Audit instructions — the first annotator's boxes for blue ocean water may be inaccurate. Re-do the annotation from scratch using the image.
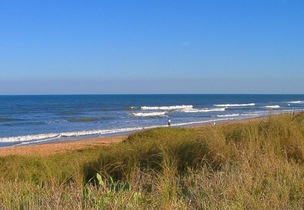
[1,94,304,147]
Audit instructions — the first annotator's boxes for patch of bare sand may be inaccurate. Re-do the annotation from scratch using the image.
[0,135,128,157]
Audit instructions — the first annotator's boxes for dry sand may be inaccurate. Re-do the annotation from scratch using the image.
[0,135,128,157]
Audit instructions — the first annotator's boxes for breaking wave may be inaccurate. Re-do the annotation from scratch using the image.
[172,118,234,127]
[241,113,261,117]
[264,105,280,109]
[0,127,145,145]
[288,101,304,104]
[181,108,225,113]
[0,133,61,143]
[217,114,240,118]
[141,105,193,111]
[130,112,166,117]
[214,103,255,107]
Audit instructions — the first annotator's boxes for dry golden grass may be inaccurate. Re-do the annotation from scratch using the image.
[0,112,304,209]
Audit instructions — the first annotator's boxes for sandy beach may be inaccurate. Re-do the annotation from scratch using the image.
[0,135,128,157]
[0,116,266,157]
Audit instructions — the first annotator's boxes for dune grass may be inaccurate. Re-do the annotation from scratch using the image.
[0,112,304,209]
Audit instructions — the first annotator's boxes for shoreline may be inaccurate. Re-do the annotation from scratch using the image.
[0,116,268,157]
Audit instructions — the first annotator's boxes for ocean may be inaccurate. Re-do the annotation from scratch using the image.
[1,94,304,147]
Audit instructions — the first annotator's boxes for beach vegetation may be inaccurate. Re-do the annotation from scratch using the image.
[0,112,304,209]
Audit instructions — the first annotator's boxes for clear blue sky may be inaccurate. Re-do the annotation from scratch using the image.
[1,0,303,94]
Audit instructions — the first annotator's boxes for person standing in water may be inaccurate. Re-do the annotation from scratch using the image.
[168,118,171,126]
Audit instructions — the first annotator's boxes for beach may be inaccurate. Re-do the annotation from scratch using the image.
[0,116,264,157]
[0,135,128,157]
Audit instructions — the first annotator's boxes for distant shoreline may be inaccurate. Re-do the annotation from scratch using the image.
[0,115,269,157]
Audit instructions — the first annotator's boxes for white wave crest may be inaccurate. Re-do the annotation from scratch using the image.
[59,127,143,137]
[288,101,304,104]
[241,113,260,117]
[181,108,225,113]
[172,118,232,127]
[130,112,166,117]
[0,133,61,143]
[141,105,193,110]
[0,127,144,144]
[214,103,255,107]
[217,114,240,118]
[264,105,280,109]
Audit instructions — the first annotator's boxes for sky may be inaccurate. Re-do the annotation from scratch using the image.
[0,0,304,94]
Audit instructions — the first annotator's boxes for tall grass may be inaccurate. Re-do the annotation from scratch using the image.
[0,112,304,209]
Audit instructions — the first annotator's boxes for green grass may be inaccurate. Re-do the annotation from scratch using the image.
[0,112,304,209]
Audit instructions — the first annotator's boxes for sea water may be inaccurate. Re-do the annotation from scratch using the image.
[1,94,304,147]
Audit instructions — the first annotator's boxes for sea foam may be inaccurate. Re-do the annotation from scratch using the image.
[141,105,193,110]
[130,112,166,117]
[264,105,280,109]
[288,101,304,104]
[181,107,225,113]
[214,103,255,107]
[217,114,240,118]
[0,127,145,144]
[0,133,61,143]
